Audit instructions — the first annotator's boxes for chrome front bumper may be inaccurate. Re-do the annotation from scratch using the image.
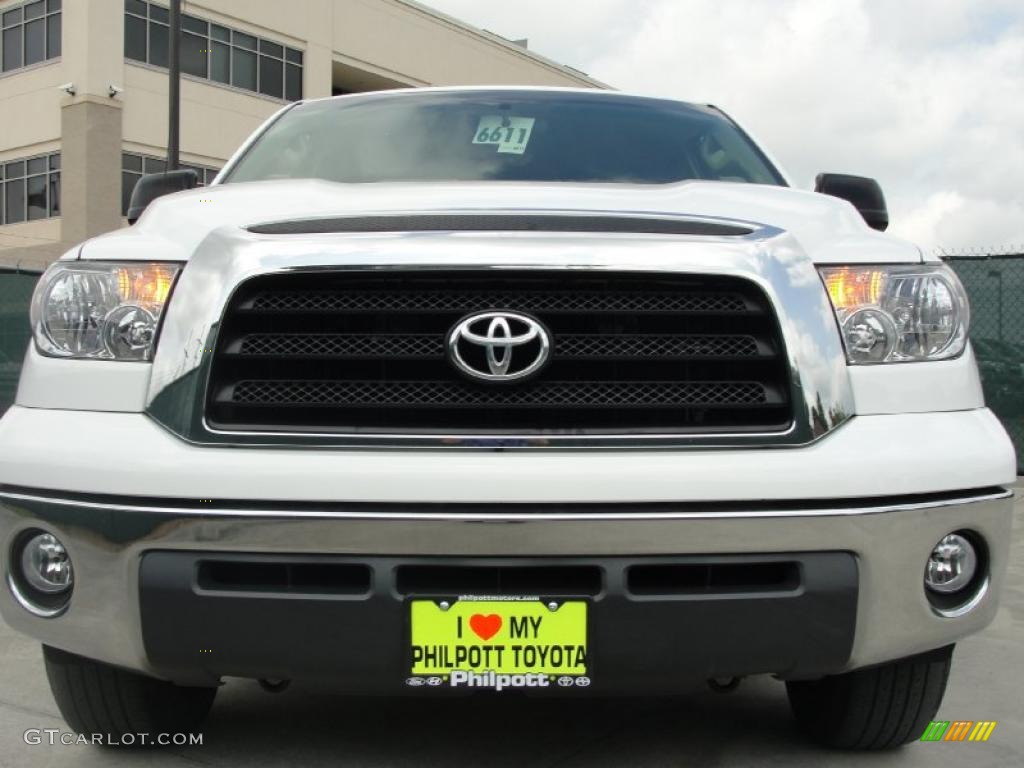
[0,486,1013,682]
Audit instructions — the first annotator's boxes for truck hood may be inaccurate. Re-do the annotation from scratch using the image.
[80,178,923,264]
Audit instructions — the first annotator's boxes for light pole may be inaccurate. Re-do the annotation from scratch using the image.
[987,268,1003,342]
[167,0,182,170]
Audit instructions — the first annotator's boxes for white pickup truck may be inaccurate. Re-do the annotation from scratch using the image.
[0,87,1014,750]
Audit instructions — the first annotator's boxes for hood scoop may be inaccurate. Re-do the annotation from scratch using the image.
[246,213,754,237]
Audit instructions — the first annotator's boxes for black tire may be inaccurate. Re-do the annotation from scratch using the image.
[786,645,953,750]
[43,645,216,746]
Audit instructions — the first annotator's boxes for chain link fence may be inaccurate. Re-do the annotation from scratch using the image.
[0,270,39,414]
[0,255,1022,472]
[943,250,1024,471]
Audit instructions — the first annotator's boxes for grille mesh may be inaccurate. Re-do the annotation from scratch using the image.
[231,380,770,408]
[247,290,749,314]
[207,271,791,435]
[234,333,761,359]
[238,334,443,358]
[556,334,761,358]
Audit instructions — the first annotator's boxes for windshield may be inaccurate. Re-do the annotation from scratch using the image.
[223,90,786,187]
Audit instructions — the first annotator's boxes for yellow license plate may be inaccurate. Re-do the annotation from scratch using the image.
[410,599,587,680]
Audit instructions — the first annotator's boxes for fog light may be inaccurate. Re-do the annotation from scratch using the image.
[925,534,977,594]
[20,533,73,594]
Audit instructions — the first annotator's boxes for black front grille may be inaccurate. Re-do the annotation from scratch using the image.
[230,380,770,408]
[247,287,749,314]
[206,271,792,434]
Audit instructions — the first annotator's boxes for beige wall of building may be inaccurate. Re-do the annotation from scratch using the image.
[0,0,603,268]
[0,62,63,157]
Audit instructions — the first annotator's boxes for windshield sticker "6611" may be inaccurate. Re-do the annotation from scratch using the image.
[472,115,536,155]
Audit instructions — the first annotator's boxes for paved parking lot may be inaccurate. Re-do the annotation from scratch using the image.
[1,489,1020,767]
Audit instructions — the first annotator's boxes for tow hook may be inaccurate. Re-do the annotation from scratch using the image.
[707,677,742,693]
[258,678,291,693]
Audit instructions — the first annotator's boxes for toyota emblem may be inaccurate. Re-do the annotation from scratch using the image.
[447,311,551,382]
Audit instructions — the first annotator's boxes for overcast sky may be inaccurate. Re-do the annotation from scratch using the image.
[426,0,1023,251]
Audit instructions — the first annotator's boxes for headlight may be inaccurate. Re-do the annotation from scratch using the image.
[30,261,181,361]
[819,264,970,364]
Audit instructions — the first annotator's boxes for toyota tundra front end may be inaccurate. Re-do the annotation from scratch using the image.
[0,88,1015,750]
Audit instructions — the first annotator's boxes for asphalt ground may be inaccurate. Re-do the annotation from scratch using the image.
[0,488,1020,767]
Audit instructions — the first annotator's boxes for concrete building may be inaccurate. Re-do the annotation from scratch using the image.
[0,0,602,269]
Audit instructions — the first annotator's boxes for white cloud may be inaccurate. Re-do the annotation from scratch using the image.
[900,191,1024,251]
[425,0,1024,251]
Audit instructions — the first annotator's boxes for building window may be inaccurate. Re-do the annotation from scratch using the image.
[121,152,220,216]
[1,0,61,73]
[0,153,60,225]
[124,1,303,101]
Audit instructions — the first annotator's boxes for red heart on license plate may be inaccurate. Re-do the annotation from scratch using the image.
[469,613,502,641]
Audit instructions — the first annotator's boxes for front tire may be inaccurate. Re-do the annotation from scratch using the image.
[786,645,953,750]
[43,645,217,745]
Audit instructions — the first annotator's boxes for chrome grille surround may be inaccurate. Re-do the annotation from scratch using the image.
[145,211,854,448]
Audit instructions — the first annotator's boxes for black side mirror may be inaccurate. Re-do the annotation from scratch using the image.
[127,169,199,224]
[814,173,889,232]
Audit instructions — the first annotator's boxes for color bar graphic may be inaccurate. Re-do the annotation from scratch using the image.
[920,720,997,742]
